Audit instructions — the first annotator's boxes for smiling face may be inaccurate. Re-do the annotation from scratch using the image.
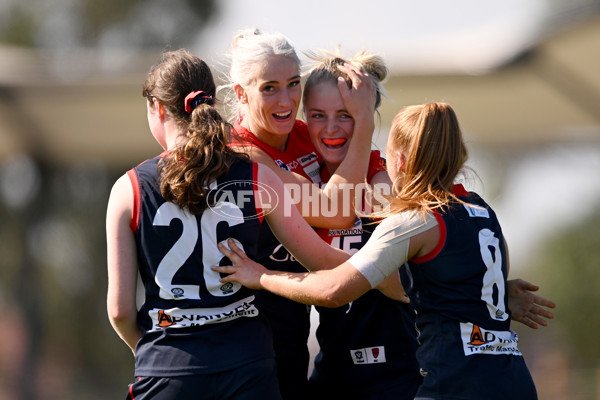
[236,55,301,149]
[305,81,355,172]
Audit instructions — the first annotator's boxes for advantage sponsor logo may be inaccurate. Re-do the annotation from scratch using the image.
[460,322,522,356]
[150,296,259,329]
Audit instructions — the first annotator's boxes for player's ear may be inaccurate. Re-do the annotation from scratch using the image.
[150,97,166,120]
[396,151,406,172]
[234,84,248,104]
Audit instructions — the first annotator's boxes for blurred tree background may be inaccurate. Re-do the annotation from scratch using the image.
[523,208,600,398]
[0,0,218,48]
[539,210,600,367]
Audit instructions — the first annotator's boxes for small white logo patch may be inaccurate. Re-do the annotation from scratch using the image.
[463,203,490,218]
[303,161,322,183]
[350,346,386,365]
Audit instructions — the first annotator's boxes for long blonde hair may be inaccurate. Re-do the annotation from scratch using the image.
[385,102,469,216]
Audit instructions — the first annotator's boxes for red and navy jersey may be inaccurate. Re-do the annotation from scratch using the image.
[231,117,323,272]
[403,184,511,329]
[319,149,386,184]
[315,149,386,250]
[400,184,537,399]
[231,117,322,184]
[310,152,421,399]
[311,219,421,398]
[231,117,321,278]
[127,154,274,376]
[231,118,323,397]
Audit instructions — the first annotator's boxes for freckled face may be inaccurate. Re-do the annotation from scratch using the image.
[305,81,354,169]
[241,55,301,145]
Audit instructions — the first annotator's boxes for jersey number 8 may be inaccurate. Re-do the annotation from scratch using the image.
[479,228,508,321]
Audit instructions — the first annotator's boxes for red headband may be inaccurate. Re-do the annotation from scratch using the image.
[184,91,214,113]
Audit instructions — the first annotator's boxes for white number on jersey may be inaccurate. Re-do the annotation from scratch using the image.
[329,234,363,255]
[153,201,244,300]
[479,228,508,321]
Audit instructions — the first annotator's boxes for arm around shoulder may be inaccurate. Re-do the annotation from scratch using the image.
[247,148,354,228]
[257,164,350,271]
[215,238,371,308]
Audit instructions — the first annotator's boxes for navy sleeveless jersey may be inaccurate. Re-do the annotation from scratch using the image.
[232,119,321,341]
[400,184,537,399]
[128,154,274,376]
[231,118,322,399]
[309,152,421,398]
[310,217,422,398]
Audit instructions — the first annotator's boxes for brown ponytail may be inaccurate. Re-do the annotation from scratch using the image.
[143,49,248,214]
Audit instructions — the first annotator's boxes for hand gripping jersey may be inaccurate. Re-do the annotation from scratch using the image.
[309,152,421,399]
[400,185,537,400]
[127,154,274,377]
[231,118,322,399]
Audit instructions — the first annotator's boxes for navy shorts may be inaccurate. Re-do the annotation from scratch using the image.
[126,358,282,400]
[272,339,309,400]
